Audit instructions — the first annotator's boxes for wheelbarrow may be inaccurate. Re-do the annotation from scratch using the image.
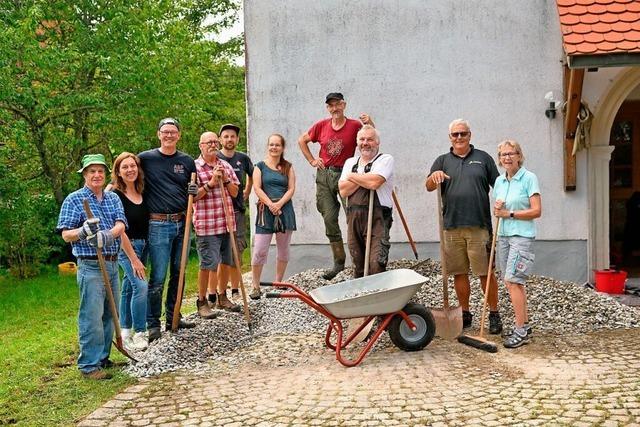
[261,269,436,367]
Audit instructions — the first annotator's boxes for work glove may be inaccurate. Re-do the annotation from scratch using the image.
[78,218,100,240]
[187,182,198,196]
[88,230,115,249]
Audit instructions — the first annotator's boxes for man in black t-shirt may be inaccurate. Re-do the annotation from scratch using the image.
[215,123,254,302]
[139,118,197,342]
[425,119,503,335]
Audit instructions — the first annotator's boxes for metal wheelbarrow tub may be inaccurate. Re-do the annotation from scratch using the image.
[261,269,435,367]
[309,269,427,318]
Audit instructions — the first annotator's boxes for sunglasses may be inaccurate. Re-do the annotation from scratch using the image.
[450,132,470,138]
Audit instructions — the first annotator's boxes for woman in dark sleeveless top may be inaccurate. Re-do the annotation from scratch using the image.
[111,152,149,351]
[250,134,297,299]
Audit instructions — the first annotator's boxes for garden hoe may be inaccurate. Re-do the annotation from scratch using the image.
[431,186,462,340]
[82,200,138,363]
[392,189,418,260]
[457,217,500,353]
[219,179,252,332]
[172,173,196,332]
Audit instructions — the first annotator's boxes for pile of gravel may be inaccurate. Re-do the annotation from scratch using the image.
[125,259,640,377]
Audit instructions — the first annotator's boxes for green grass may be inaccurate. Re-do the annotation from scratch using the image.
[0,251,250,426]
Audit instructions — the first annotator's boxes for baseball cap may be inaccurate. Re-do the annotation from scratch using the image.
[325,92,344,103]
[157,117,181,131]
[77,153,110,174]
[219,123,241,135]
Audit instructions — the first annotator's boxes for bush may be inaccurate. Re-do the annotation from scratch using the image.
[0,165,58,278]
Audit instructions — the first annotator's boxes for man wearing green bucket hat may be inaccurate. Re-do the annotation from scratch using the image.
[57,153,127,380]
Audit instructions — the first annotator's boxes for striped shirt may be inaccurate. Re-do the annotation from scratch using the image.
[56,186,127,257]
[193,156,239,236]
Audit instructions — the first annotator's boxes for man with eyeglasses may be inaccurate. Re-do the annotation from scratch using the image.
[138,117,198,342]
[299,92,374,280]
[425,119,503,335]
[215,123,253,305]
[192,131,241,318]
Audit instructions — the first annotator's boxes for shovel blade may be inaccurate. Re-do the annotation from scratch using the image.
[432,304,463,340]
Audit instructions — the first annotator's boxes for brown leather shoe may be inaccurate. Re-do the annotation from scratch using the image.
[197,298,218,319]
[82,369,112,380]
[217,293,241,312]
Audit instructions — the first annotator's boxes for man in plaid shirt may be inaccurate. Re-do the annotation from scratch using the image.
[57,154,127,380]
[193,131,241,318]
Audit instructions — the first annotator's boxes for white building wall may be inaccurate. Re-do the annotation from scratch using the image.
[245,0,589,247]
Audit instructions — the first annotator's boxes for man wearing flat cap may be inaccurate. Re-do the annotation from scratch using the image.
[57,154,127,380]
[138,118,198,342]
[298,93,374,280]
[216,123,254,303]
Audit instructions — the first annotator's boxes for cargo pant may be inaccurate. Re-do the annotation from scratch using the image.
[315,167,347,243]
[346,187,393,278]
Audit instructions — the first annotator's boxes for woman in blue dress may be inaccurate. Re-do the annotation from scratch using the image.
[493,140,541,348]
[250,134,297,299]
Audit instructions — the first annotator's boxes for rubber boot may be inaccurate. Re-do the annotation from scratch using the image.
[322,241,346,280]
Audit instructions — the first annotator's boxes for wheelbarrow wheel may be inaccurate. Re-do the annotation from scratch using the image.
[388,303,435,351]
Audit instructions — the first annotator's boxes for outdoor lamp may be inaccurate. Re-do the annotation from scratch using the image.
[545,90,563,119]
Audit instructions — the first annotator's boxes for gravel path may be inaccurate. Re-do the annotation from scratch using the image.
[125,259,640,377]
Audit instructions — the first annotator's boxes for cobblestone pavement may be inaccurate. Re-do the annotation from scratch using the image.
[79,328,640,426]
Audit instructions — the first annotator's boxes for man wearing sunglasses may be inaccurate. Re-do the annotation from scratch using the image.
[138,117,198,342]
[425,119,503,335]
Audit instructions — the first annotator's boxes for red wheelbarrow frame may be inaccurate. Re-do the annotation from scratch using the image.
[262,281,418,367]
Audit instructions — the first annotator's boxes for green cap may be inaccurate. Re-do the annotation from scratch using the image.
[77,154,110,174]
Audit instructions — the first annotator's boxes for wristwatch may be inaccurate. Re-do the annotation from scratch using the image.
[509,210,514,218]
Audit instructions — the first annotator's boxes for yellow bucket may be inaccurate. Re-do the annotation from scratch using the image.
[58,262,78,275]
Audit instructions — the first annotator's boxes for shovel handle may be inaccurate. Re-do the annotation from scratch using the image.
[436,185,451,309]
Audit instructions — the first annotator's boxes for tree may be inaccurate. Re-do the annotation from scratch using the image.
[0,0,245,275]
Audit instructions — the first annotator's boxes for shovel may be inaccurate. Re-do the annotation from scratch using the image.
[82,200,138,362]
[171,173,196,332]
[219,179,252,331]
[431,185,463,339]
[348,189,376,342]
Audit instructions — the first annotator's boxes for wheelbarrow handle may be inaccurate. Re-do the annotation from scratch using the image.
[260,281,288,287]
[266,292,281,298]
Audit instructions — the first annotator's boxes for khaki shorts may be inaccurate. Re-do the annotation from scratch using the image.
[443,227,490,276]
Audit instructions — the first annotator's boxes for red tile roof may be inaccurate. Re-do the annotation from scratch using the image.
[557,0,640,56]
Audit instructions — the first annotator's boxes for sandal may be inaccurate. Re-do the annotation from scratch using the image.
[249,288,262,300]
[503,331,529,349]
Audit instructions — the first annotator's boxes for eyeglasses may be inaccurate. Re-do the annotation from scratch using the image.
[499,152,519,158]
[160,130,179,136]
[450,132,470,138]
[201,140,219,146]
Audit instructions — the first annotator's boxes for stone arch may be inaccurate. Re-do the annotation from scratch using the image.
[588,67,640,277]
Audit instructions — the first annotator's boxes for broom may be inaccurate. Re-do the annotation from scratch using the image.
[457,217,500,353]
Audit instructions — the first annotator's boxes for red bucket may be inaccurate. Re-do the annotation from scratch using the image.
[594,269,627,294]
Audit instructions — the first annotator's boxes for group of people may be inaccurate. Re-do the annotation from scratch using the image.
[57,92,541,380]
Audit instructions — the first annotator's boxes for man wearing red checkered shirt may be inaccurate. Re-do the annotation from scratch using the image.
[193,131,241,318]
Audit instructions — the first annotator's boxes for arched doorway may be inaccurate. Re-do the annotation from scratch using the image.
[589,68,640,280]
[609,85,640,274]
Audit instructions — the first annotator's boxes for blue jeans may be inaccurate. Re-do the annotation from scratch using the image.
[147,219,187,329]
[118,239,148,332]
[76,258,119,373]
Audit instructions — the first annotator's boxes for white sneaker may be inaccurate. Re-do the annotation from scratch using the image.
[121,328,132,340]
[130,332,148,351]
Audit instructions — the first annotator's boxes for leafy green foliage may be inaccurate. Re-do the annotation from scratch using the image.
[0,0,246,275]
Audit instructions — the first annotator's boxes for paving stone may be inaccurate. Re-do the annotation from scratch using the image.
[77,329,640,426]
